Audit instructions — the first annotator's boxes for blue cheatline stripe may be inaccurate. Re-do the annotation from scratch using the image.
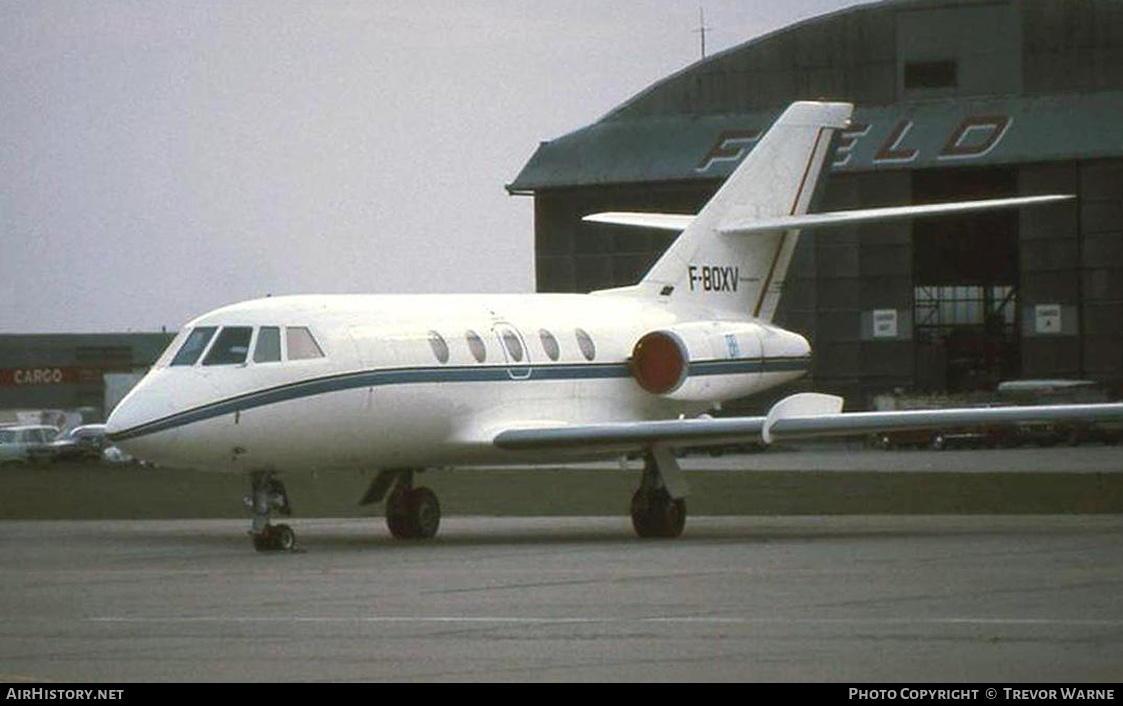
[109,356,810,442]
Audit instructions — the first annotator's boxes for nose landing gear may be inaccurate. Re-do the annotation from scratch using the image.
[245,471,296,552]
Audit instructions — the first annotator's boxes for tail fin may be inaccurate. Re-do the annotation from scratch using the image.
[640,101,852,320]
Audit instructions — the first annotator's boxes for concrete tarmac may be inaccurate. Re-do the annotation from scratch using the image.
[2,515,1122,682]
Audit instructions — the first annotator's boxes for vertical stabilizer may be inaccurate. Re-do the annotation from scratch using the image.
[640,101,852,320]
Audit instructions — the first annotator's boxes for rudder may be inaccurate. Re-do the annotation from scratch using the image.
[640,101,852,320]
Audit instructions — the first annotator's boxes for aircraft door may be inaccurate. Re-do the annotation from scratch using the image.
[492,323,531,380]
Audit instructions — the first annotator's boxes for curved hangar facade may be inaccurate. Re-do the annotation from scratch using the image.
[509,0,1123,407]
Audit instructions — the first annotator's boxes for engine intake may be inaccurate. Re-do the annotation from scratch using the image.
[630,331,688,394]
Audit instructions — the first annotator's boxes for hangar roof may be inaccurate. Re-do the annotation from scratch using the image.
[509,0,1123,192]
[508,92,1123,191]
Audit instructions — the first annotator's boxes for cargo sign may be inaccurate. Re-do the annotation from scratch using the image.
[0,367,104,386]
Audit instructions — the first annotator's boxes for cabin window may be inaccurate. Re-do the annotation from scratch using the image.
[253,326,282,363]
[170,327,217,366]
[539,329,560,361]
[575,328,596,361]
[428,330,450,364]
[501,330,524,363]
[286,327,325,360]
[465,330,486,363]
[203,326,254,366]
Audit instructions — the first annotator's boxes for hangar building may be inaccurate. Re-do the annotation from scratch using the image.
[509,0,1123,408]
[0,334,173,424]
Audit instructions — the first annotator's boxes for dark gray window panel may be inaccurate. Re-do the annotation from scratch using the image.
[859,244,911,278]
[573,256,614,293]
[814,279,861,312]
[1019,205,1078,241]
[1022,339,1082,377]
[813,342,862,378]
[1083,336,1123,374]
[1082,234,1123,267]
[610,255,653,286]
[779,280,817,313]
[1079,161,1123,200]
[861,341,914,377]
[575,226,611,255]
[859,276,912,310]
[535,257,575,293]
[816,311,862,343]
[1021,240,1080,273]
[1021,272,1081,302]
[816,243,860,279]
[1083,302,1123,336]
[1082,269,1123,302]
[1080,201,1123,236]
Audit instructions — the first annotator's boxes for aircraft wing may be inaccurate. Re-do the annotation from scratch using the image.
[493,393,1123,452]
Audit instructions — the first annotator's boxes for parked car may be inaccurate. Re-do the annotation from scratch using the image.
[49,424,109,462]
[101,445,138,464]
[0,425,61,464]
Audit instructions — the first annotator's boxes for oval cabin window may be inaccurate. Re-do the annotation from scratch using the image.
[465,330,486,363]
[501,330,524,363]
[428,331,450,364]
[539,329,560,361]
[575,328,596,361]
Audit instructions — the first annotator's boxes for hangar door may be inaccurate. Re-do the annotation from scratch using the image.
[912,168,1021,392]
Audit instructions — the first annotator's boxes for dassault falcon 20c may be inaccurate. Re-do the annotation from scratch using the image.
[105,101,1123,551]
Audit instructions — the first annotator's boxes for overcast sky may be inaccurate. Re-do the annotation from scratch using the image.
[1,0,870,333]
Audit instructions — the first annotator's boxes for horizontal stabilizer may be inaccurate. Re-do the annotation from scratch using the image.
[582,212,694,232]
[718,194,1073,236]
[582,195,1072,237]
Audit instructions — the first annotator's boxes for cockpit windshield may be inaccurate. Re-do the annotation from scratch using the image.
[203,327,254,366]
[170,327,217,366]
[167,324,325,367]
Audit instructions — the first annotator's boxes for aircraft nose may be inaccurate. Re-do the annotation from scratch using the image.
[104,374,177,447]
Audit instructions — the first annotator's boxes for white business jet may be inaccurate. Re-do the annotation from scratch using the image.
[105,101,1123,551]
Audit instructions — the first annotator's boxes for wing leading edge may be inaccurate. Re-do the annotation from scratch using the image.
[493,393,1123,454]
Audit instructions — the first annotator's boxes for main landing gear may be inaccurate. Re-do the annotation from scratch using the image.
[361,469,441,540]
[630,445,688,539]
[245,471,296,552]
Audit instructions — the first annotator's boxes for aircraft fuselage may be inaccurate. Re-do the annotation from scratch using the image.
[107,292,811,474]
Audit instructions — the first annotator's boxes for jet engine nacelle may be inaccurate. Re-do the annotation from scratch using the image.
[630,321,807,402]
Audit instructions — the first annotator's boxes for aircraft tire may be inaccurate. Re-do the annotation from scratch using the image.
[386,491,415,539]
[631,489,685,539]
[273,523,296,552]
[406,487,441,539]
[630,490,655,538]
[251,524,296,552]
[386,487,440,539]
